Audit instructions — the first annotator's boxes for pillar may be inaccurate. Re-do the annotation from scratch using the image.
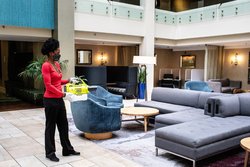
[53,0,75,79]
[1,41,8,86]
[139,0,155,100]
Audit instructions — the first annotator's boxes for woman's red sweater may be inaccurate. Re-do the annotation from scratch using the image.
[42,61,69,98]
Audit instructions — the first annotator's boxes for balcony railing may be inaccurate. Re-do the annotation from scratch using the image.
[75,0,144,21]
[155,10,177,25]
[155,0,250,25]
[75,0,250,26]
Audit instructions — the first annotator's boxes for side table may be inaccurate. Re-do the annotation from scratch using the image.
[121,107,159,132]
[240,137,250,167]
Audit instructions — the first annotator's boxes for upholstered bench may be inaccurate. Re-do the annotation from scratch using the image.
[154,92,250,167]
[155,109,210,128]
[155,116,250,167]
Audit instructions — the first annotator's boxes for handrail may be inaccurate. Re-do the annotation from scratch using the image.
[156,0,250,25]
[75,0,144,21]
[75,0,250,25]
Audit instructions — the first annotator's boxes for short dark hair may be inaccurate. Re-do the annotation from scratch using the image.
[41,38,60,56]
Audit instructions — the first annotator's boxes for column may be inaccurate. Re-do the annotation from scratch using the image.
[33,42,44,89]
[139,0,155,100]
[1,41,8,86]
[53,0,75,79]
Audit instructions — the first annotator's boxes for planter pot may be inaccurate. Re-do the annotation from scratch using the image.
[138,83,146,99]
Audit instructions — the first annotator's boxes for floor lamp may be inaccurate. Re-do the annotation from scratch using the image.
[133,56,156,101]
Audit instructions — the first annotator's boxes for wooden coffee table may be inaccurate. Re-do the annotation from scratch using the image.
[121,107,159,132]
[241,137,250,167]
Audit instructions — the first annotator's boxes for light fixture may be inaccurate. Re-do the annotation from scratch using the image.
[98,52,107,66]
[231,53,239,66]
[133,56,156,100]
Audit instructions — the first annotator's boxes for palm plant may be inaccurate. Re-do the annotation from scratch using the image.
[18,56,45,83]
[18,56,68,89]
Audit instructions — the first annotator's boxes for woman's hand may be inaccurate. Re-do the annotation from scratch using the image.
[69,77,79,84]
[63,92,75,101]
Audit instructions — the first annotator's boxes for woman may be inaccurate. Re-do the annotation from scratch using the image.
[41,38,80,162]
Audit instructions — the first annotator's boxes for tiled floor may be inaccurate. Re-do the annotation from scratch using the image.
[0,99,142,167]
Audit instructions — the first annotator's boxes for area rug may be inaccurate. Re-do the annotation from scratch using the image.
[68,117,246,167]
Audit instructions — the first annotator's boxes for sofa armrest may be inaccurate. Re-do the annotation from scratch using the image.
[214,95,240,117]
[87,93,107,106]
[229,80,242,88]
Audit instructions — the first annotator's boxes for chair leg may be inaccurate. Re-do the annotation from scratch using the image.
[156,148,159,156]
[244,151,249,167]
[192,160,196,167]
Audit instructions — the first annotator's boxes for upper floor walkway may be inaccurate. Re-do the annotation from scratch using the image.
[0,0,250,48]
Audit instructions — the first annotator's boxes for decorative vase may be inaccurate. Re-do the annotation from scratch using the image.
[138,83,146,99]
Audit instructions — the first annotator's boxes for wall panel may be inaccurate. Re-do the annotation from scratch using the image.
[0,0,54,29]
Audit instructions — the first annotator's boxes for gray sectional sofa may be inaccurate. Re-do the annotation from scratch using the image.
[134,87,250,167]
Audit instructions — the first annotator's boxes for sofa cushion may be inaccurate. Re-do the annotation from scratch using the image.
[214,95,240,117]
[221,87,233,93]
[134,101,193,114]
[237,93,250,116]
[156,116,250,148]
[155,109,210,126]
[151,87,200,108]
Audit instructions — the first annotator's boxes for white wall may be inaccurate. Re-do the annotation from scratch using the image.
[75,13,145,37]
[176,15,250,40]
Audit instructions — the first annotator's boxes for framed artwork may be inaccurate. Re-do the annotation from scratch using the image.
[248,52,250,66]
[76,49,92,65]
[180,55,196,68]
[248,68,250,84]
[248,52,250,84]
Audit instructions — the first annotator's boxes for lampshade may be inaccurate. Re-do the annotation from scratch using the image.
[133,56,156,65]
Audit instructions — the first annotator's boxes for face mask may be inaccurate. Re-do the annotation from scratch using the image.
[53,54,61,61]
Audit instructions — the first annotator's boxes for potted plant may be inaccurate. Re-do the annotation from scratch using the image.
[19,56,68,89]
[17,56,68,105]
[137,65,146,99]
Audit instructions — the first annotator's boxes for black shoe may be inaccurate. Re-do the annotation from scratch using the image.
[62,150,80,156]
[46,154,59,162]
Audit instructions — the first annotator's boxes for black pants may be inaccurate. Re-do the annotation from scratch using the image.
[43,98,74,156]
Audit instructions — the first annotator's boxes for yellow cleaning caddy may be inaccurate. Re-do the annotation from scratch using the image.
[65,78,89,95]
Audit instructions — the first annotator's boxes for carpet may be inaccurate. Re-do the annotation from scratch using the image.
[68,117,246,167]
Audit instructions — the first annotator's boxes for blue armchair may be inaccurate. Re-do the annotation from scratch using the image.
[184,81,213,92]
[88,86,123,107]
[70,98,121,139]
